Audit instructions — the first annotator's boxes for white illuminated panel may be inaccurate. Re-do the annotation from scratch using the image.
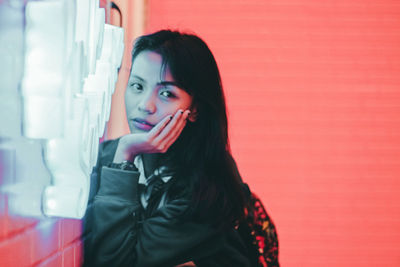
[1,0,124,219]
[43,186,85,219]
[0,3,24,138]
[3,138,52,218]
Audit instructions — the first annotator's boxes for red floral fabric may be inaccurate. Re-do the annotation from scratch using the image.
[237,192,279,267]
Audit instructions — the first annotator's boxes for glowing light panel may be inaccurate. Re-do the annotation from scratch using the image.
[1,0,124,219]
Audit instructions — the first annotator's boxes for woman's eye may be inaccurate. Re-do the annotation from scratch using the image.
[130,83,143,91]
[160,90,176,98]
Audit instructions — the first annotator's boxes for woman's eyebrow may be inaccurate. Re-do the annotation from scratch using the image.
[131,75,145,82]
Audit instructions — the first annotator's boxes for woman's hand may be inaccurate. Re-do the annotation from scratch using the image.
[113,109,191,163]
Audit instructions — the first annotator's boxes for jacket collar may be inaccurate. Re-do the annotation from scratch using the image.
[135,154,173,186]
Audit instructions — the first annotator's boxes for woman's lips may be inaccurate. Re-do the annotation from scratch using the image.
[132,119,155,131]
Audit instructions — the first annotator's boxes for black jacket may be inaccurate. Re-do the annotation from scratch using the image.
[83,138,251,267]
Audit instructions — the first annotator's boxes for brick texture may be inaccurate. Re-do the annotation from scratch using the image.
[146,0,400,266]
[0,207,83,267]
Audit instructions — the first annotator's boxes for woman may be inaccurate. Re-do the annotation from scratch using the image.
[83,30,274,267]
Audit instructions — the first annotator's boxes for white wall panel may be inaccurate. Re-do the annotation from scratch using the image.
[0,0,124,219]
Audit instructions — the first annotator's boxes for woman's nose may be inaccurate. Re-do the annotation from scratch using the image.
[138,92,156,114]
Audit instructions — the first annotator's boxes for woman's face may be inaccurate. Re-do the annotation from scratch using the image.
[125,51,194,133]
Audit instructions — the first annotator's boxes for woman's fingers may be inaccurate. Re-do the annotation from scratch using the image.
[153,109,184,143]
[161,110,190,149]
[148,114,173,139]
[152,109,190,152]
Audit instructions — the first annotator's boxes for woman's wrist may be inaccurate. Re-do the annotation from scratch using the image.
[113,136,137,163]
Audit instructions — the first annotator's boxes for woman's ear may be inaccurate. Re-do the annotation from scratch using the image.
[188,106,198,122]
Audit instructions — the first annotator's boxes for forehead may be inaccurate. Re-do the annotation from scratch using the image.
[130,50,173,81]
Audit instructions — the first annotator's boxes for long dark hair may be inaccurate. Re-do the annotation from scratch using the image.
[131,30,246,228]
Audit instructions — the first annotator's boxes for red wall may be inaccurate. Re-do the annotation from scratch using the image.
[0,213,82,267]
[145,0,400,266]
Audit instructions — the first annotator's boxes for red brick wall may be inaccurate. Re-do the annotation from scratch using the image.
[146,0,400,266]
[0,211,82,267]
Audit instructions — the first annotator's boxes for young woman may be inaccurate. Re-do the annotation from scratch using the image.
[83,30,277,267]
